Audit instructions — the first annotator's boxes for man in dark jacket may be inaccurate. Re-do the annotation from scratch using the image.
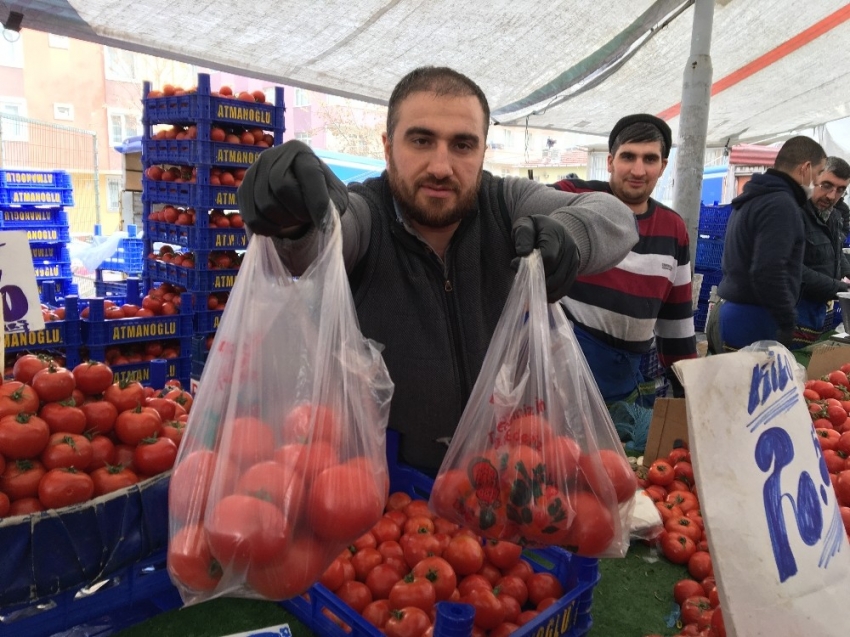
[237,66,638,471]
[717,136,826,351]
[794,156,850,346]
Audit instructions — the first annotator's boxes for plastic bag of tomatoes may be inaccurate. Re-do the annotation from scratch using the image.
[168,205,394,605]
[430,251,635,558]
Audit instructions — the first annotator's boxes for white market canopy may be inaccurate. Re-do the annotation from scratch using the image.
[6,0,850,146]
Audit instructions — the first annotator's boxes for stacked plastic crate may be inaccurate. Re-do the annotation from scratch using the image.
[0,169,76,301]
[92,223,146,298]
[694,203,732,331]
[140,73,285,389]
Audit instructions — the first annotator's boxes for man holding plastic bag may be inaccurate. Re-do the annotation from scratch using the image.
[239,66,639,473]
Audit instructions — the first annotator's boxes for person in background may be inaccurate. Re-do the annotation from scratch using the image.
[236,66,638,472]
[717,136,827,351]
[793,156,850,346]
[551,114,697,405]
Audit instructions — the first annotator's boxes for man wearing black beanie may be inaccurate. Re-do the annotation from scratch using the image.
[552,114,697,405]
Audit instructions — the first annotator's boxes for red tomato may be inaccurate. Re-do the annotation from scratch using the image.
[9,497,45,515]
[170,450,236,524]
[673,461,695,486]
[490,623,520,637]
[384,606,431,637]
[281,402,339,444]
[206,494,292,567]
[320,557,348,592]
[665,516,702,543]
[665,490,700,514]
[579,448,638,503]
[246,535,328,600]
[541,434,581,485]
[12,354,53,384]
[90,464,139,496]
[404,515,435,535]
[0,459,46,500]
[563,491,615,556]
[236,460,305,516]
[502,559,534,582]
[387,491,412,511]
[458,573,493,597]
[647,459,675,486]
[443,534,485,576]
[412,556,457,601]
[364,563,401,600]
[0,382,40,419]
[0,413,50,459]
[79,400,118,435]
[673,578,705,605]
[667,448,691,465]
[402,531,443,569]
[168,523,222,592]
[711,606,727,637]
[681,595,712,625]
[87,434,116,471]
[145,397,180,422]
[482,539,522,570]
[32,366,75,403]
[114,406,161,446]
[72,361,113,395]
[0,491,9,517]
[361,599,392,630]
[688,551,713,580]
[38,468,94,509]
[40,433,93,471]
[39,401,87,435]
[334,580,373,614]
[661,531,697,564]
[526,572,564,607]
[158,420,186,447]
[133,436,177,475]
[103,380,145,413]
[308,462,384,541]
[495,574,528,606]
[351,547,384,582]
[462,586,506,630]
[371,516,402,544]
[163,388,193,412]
[227,416,275,469]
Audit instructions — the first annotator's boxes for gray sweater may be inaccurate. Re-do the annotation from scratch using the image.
[271,172,637,469]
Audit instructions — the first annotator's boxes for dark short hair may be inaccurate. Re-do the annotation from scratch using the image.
[823,156,850,181]
[774,136,826,171]
[386,66,490,142]
[611,122,669,159]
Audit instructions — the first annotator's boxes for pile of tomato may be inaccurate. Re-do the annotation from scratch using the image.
[803,365,850,531]
[313,491,570,637]
[0,355,191,517]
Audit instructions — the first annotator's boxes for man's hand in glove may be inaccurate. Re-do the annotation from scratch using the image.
[237,140,349,236]
[511,215,581,303]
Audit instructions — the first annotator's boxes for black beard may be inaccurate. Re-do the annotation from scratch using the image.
[386,155,481,229]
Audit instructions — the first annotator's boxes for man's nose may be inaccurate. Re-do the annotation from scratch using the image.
[427,144,453,179]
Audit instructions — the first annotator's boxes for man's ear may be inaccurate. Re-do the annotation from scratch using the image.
[607,153,614,174]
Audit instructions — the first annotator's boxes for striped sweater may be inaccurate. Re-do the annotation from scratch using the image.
[552,179,697,368]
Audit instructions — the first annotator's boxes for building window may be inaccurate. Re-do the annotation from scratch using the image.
[48,34,69,49]
[0,99,28,141]
[294,88,309,107]
[53,103,74,121]
[0,30,24,67]
[107,109,141,145]
[295,132,312,146]
[104,46,140,82]
[106,176,122,212]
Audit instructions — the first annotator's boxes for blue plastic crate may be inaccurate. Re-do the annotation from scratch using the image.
[695,238,724,270]
[109,356,191,388]
[147,219,247,250]
[143,138,269,168]
[698,203,733,239]
[101,237,145,274]
[282,432,599,637]
[5,296,81,350]
[695,267,722,302]
[0,169,72,190]
[142,177,238,209]
[0,186,74,207]
[0,473,169,609]
[33,260,72,281]
[149,258,239,292]
[37,278,77,303]
[1,206,69,228]
[695,301,710,332]
[143,74,285,131]
[639,342,662,380]
[30,242,70,263]
[82,294,194,348]
[195,308,224,333]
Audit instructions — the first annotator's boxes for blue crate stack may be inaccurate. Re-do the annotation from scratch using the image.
[694,203,732,331]
[141,73,285,389]
[93,223,146,298]
[0,169,77,301]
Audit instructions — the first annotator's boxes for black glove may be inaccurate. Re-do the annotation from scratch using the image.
[775,327,795,348]
[511,215,580,302]
[237,140,349,236]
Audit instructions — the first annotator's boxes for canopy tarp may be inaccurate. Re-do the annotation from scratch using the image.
[4,0,850,145]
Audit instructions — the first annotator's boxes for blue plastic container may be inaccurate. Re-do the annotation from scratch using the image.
[142,177,239,209]
[36,278,77,303]
[96,224,146,274]
[0,169,72,190]
[33,261,72,281]
[0,186,74,207]
[697,203,733,239]
[30,242,70,263]
[110,356,191,388]
[694,238,724,270]
[144,138,270,168]
[1,206,69,228]
[147,218,248,250]
[22,225,71,243]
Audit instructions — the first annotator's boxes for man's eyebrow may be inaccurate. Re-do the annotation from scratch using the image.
[403,126,436,137]
[402,127,480,145]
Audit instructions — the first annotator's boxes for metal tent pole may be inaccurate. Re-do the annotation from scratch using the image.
[672,0,715,268]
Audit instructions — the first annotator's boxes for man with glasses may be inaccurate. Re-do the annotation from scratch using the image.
[793,156,850,347]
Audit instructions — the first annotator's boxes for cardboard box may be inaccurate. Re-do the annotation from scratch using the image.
[122,151,142,173]
[805,341,850,379]
[642,397,688,467]
[124,168,143,191]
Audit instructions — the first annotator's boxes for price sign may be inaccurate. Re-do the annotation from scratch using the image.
[675,346,850,637]
[0,231,45,335]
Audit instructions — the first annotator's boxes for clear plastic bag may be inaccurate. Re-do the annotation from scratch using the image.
[429,250,635,557]
[167,206,394,605]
